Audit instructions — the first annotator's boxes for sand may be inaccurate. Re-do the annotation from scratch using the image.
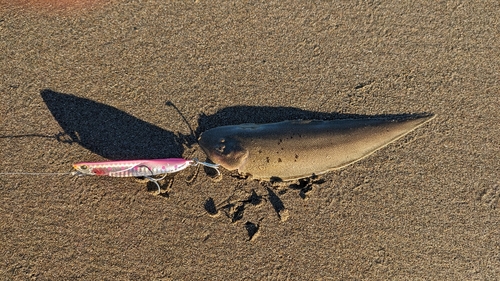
[1,1,499,280]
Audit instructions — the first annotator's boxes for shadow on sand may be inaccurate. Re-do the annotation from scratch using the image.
[40,89,184,160]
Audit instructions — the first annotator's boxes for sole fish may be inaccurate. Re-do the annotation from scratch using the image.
[198,115,435,181]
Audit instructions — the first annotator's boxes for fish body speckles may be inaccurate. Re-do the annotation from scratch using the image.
[198,115,435,181]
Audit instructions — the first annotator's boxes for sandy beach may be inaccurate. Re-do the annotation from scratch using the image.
[1,1,499,279]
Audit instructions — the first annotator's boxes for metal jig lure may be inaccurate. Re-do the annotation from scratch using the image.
[72,158,220,192]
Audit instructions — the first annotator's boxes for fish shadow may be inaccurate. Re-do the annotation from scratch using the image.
[41,89,185,160]
[194,105,431,139]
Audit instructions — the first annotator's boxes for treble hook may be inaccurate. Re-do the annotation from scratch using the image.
[192,158,221,177]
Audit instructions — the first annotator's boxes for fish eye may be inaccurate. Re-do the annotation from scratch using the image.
[80,165,88,170]
[216,144,225,153]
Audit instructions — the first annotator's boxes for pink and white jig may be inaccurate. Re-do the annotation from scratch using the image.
[73,158,197,177]
[71,158,219,192]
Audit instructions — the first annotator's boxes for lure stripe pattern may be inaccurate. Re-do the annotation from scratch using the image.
[73,158,194,177]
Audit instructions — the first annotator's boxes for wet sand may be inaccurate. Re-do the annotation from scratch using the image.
[1,1,499,279]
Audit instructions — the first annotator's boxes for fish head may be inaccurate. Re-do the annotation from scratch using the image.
[198,129,249,171]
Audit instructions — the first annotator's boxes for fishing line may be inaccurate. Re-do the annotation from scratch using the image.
[0,172,73,176]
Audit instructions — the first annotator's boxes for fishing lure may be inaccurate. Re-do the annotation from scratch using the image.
[1,158,220,193]
[72,158,219,192]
